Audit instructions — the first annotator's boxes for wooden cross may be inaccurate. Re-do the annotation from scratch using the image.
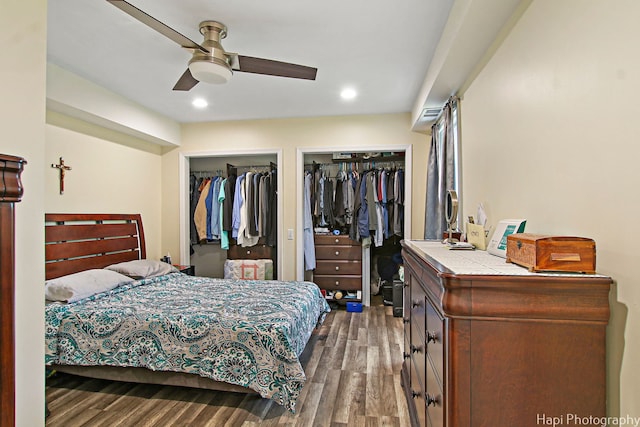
[51,157,72,194]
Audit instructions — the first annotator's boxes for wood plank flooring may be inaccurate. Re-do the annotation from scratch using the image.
[45,299,409,427]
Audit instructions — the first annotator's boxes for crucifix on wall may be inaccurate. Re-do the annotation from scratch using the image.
[51,157,72,195]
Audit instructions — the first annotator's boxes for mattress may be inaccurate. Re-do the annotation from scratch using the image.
[45,272,331,412]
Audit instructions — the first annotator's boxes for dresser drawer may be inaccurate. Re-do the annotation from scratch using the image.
[227,243,272,259]
[410,317,427,390]
[410,356,428,427]
[313,275,362,290]
[314,234,358,246]
[410,284,427,342]
[426,356,444,427]
[425,299,444,386]
[315,245,362,260]
[315,260,362,275]
[404,329,412,371]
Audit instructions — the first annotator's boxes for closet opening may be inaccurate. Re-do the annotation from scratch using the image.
[296,146,412,306]
[179,150,282,280]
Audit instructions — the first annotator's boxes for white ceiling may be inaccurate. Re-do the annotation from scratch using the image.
[47,0,455,124]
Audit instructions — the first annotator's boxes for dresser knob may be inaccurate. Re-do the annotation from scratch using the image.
[335,266,340,271]
[404,281,409,288]
[427,331,438,343]
[426,394,440,406]
[411,390,421,399]
[412,299,422,308]
[410,344,423,354]
[335,251,340,256]
[246,250,251,255]
[403,317,410,324]
[335,238,340,243]
[335,280,340,286]
[403,352,411,359]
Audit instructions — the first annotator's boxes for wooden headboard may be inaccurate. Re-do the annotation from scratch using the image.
[45,213,146,280]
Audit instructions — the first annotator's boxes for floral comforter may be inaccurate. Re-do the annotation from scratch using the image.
[45,273,331,412]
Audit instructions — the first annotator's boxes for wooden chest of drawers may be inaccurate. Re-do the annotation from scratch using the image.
[313,234,362,298]
[401,240,611,427]
[227,240,273,260]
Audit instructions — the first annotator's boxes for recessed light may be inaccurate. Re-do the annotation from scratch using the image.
[192,98,208,108]
[340,88,357,100]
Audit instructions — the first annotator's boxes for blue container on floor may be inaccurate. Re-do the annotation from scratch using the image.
[346,302,363,312]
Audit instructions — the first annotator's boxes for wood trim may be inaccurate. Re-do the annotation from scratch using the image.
[0,154,26,427]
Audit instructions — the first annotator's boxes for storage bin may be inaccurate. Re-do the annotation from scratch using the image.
[346,302,363,312]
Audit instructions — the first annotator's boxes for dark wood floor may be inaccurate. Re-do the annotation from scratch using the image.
[45,297,409,426]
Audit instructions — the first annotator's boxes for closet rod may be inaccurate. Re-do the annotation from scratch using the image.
[193,165,277,177]
[232,163,277,172]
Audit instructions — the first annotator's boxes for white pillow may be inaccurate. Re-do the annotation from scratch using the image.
[45,269,134,303]
[104,259,178,279]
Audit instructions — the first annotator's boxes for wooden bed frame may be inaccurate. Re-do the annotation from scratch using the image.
[45,213,146,280]
[45,213,253,394]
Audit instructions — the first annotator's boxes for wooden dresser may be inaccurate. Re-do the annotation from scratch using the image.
[0,154,26,427]
[228,237,276,277]
[400,240,611,427]
[313,234,362,300]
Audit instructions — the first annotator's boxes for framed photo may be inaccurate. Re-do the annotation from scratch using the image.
[487,219,527,258]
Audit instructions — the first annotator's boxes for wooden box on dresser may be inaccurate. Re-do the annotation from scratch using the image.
[400,240,612,427]
[313,234,362,300]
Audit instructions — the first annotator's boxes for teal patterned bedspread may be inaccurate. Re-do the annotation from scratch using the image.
[45,273,331,412]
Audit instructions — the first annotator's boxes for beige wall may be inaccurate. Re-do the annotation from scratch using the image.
[162,113,427,280]
[45,112,164,260]
[460,0,639,417]
[0,0,47,425]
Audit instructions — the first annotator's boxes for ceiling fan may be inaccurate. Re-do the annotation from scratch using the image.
[106,0,318,91]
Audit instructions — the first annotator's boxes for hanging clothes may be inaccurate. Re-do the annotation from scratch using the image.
[189,175,202,247]
[222,174,236,234]
[194,178,211,243]
[231,173,245,240]
[266,170,277,247]
[218,177,229,250]
[239,172,259,247]
[304,171,316,270]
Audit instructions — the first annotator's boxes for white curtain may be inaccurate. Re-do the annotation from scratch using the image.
[424,97,458,239]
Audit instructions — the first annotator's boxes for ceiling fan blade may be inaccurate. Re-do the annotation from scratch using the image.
[232,55,317,80]
[107,0,207,53]
[173,69,199,91]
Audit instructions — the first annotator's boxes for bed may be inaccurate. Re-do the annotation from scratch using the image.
[44,213,330,412]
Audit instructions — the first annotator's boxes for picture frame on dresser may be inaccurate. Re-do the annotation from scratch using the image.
[486,218,526,258]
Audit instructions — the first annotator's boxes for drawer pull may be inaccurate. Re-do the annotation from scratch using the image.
[403,317,410,324]
[410,344,423,354]
[404,281,409,288]
[335,266,340,271]
[335,280,340,286]
[427,331,438,343]
[335,238,340,243]
[335,251,340,256]
[426,394,440,407]
[411,390,421,399]
[412,299,422,308]
[403,352,411,360]
[246,250,251,255]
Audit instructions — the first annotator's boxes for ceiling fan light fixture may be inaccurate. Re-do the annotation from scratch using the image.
[188,59,232,84]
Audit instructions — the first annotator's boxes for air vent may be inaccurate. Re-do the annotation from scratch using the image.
[422,108,442,120]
